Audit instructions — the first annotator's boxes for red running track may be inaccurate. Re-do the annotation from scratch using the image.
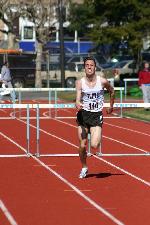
[0,108,150,225]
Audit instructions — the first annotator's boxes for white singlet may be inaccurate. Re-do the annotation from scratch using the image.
[81,76,104,112]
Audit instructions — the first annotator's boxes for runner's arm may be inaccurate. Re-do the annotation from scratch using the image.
[75,79,83,110]
[101,77,115,114]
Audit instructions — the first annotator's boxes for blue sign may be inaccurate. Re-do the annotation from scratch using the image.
[19,41,94,54]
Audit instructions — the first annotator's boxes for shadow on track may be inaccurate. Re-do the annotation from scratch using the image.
[86,172,124,179]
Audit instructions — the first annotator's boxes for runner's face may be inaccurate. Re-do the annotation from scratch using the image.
[84,60,96,77]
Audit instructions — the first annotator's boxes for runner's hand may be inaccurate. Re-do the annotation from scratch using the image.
[75,102,83,110]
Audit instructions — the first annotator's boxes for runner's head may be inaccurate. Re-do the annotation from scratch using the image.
[83,57,96,77]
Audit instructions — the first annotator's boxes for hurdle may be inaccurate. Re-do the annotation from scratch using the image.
[53,87,124,119]
[1,102,149,158]
[0,87,124,119]
[34,103,78,157]
[87,130,150,157]
[123,78,139,100]
[0,103,32,157]
[34,103,150,157]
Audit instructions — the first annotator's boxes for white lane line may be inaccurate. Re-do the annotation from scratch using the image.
[2,117,150,186]
[0,132,124,225]
[20,117,149,154]
[44,110,150,137]
[0,132,26,153]
[64,189,92,192]
[0,199,18,225]
[33,156,124,225]
[54,119,149,153]
[104,122,150,137]
[93,155,150,186]
[52,119,150,186]
[17,118,78,148]
[0,109,6,113]
[102,136,148,153]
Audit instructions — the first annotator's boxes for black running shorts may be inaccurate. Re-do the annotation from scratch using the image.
[76,109,103,128]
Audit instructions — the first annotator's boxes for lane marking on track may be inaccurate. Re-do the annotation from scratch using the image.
[93,155,150,186]
[0,109,6,113]
[104,122,150,137]
[17,118,78,148]
[21,116,150,155]
[102,136,148,153]
[1,111,150,187]
[0,132,124,225]
[33,156,125,225]
[1,113,149,188]
[0,132,26,153]
[0,199,18,225]
[64,189,92,192]
[43,110,150,137]
[54,119,149,153]
[1,121,150,188]
[33,164,56,167]
[12,118,150,186]
[1,116,150,223]
[51,119,150,186]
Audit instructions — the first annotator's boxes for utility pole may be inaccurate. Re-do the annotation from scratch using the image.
[58,0,65,87]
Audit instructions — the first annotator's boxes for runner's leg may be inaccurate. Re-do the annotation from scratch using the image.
[77,126,88,168]
[90,126,102,150]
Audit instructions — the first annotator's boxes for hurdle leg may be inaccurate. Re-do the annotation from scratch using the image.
[36,104,40,157]
[12,107,16,119]
[48,89,51,118]
[19,90,22,118]
[54,90,57,118]
[96,129,103,157]
[87,132,92,156]
[120,87,123,118]
[26,104,30,157]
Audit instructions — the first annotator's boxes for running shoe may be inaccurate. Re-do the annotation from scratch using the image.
[79,167,88,179]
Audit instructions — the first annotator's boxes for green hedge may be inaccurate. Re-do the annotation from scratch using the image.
[128,86,142,97]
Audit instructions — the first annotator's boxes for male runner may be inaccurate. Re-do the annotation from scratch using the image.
[75,57,115,178]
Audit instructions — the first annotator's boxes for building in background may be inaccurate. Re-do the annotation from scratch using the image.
[1,0,149,54]
[19,0,90,53]
[0,0,86,53]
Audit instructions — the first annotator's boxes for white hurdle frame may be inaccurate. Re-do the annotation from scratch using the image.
[0,87,124,119]
[34,103,150,157]
[0,102,149,158]
[123,78,139,100]
[34,103,78,157]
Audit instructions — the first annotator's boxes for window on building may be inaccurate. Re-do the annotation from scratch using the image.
[24,26,34,40]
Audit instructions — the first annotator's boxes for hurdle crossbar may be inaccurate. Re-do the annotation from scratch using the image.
[0,103,150,109]
[36,154,79,157]
[95,153,150,157]
[0,154,31,158]
[30,103,150,109]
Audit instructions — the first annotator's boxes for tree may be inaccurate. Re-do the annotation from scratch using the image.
[69,0,150,61]
[93,0,150,61]
[68,0,95,37]
[0,0,61,88]
[21,0,57,88]
[0,0,22,49]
